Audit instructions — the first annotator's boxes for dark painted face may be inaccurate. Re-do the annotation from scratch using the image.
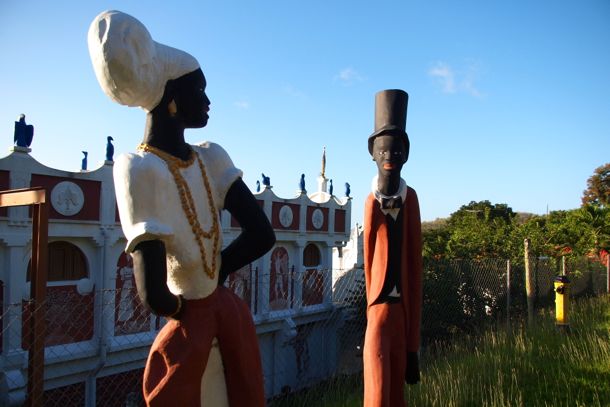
[372,134,407,176]
[173,69,211,128]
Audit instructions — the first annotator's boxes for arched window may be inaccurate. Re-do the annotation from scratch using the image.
[23,241,92,347]
[27,241,87,282]
[303,244,321,267]
[302,244,323,306]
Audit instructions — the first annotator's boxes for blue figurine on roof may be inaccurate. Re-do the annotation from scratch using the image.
[106,136,114,161]
[81,151,88,171]
[299,174,306,194]
[261,173,271,188]
[14,114,34,148]
[345,182,351,197]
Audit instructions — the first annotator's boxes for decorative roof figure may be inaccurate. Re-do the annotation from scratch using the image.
[81,151,88,171]
[299,174,306,194]
[320,146,326,177]
[256,180,261,193]
[329,179,334,196]
[262,173,271,188]
[14,114,34,148]
[345,182,351,198]
[106,136,114,161]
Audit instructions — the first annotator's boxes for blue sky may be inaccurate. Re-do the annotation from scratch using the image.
[1,1,609,224]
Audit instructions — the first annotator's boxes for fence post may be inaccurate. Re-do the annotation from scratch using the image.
[506,259,511,330]
[524,238,534,327]
[0,188,49,407]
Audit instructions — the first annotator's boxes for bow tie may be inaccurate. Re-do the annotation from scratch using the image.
[380,196,402,209]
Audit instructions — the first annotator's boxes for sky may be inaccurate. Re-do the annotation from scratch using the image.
[1,1,609,225]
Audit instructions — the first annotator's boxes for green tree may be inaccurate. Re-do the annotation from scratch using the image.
[514,207,610,260]
[445,201,516,259]
[448,200,515,225]
[422,225,450,259]
[422,197,610,265]
[582,163,610,207]
[577,205,610,256]
[509,214,547,264]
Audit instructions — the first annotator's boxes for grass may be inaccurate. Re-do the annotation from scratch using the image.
[270,295,610,407]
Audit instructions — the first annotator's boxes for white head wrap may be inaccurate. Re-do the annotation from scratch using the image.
[88,10,200,112]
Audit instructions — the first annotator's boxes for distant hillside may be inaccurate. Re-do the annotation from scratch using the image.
[423,212,538,232]
[422,218,448,232]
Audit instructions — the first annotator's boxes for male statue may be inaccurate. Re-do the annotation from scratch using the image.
[363,89,423,407]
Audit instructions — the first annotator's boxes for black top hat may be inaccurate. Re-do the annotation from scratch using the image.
[368,89,410,156]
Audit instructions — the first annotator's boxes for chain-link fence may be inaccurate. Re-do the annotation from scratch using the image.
[1,285,158,406]
[1,257,607,406]
[421,257,607,344]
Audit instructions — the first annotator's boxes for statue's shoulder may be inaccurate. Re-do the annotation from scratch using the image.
[114,151,167,180]
[192,141,229,159]
[406,185,418,200]
[192,141,235,169]
[364,193,378,217]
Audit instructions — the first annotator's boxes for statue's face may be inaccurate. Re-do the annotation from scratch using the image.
[372,134,406,177]
[174,69,211,128]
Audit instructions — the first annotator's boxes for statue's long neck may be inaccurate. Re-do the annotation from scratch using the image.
[377,171,401,196]
[143,112,190,160]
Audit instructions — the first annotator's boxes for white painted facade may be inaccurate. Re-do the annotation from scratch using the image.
[0,146,352,405]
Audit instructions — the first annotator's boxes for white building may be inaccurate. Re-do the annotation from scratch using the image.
[0,143,352,405]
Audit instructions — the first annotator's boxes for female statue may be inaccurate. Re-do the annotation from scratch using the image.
[88,11,275,406]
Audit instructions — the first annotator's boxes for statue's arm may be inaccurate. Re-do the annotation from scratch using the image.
[219,178,276,285]
[131,240,183,319]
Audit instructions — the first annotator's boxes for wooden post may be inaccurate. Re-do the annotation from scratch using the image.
[607,255,609,295]
[0,188,48,407]
[524,238,534,327]
[506,259,511,330]
[29,201,48,407]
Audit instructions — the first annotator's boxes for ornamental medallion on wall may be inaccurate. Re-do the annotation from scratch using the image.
[51,181,84,216]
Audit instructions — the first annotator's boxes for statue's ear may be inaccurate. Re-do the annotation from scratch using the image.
[160,79,177,105]
[152,79,177,115]
[168,100,177,117]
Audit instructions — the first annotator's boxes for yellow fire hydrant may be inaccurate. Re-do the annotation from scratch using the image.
[554,275,570,330]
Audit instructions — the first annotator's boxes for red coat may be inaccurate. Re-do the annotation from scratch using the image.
[363,187,423,353]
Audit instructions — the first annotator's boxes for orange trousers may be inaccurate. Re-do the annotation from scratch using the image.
[363,302,407,407]
[143,286,265,406]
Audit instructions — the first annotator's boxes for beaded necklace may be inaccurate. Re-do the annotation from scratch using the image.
[137,143,219,279]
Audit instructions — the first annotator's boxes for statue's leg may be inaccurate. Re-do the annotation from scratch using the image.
[364,303,391,407]
[363,303,406,407]
[388,304,406,407]
[217,286,265,407]
[200,337,229,407]
[143,295,217,406]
